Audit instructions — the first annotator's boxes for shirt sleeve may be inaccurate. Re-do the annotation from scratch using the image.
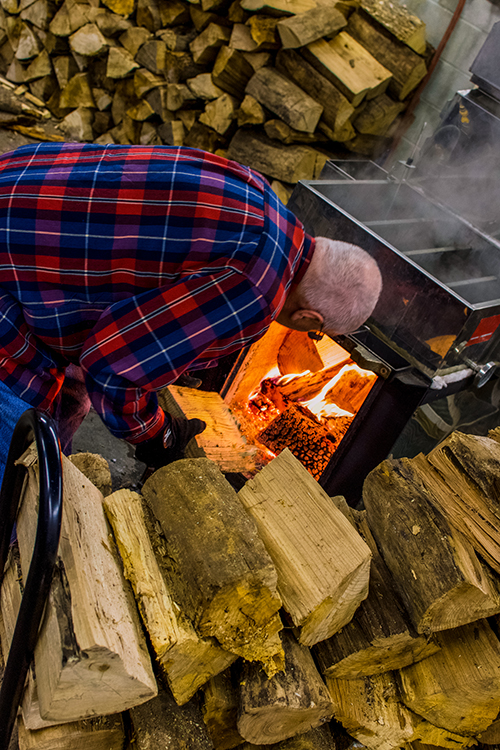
[79,267,278,443]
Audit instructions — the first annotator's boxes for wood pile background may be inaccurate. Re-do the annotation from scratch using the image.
[5,411,500,750]
[0,0,430,190]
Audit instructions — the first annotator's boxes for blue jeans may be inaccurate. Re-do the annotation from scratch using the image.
[0,366,91,486]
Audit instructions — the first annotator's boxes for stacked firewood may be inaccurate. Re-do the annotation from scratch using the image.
[6,413,500,750]
[0,0,429,186]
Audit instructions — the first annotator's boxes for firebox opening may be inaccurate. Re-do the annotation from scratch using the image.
[223,322,377,481]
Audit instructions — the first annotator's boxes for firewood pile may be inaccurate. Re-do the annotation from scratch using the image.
[4,418,500,750]
[0,0,429,187]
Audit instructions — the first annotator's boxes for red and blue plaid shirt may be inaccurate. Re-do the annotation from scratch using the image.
[0,143,314,443]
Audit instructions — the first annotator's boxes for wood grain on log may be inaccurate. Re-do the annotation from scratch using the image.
[238,449,371,645]
[314,509,440,679]
[347,11,427,100]
[228,129,317,182]
[277,5,346,48]
[360,0,426,54]
[159,385,258,473]
[237,631,334,744]
[398,620,500,736]
[17,715,125,750]
[363,458,500,634]
[245,66,323,133]
[303,33,392,107]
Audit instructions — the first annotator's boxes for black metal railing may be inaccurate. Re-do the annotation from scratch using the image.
[0,410,62,750]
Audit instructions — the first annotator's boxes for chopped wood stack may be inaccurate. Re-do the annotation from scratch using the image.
[0,0,429,186]
[8,412,500,749]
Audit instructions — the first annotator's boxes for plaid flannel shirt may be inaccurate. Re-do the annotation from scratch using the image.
[0,143,314,443]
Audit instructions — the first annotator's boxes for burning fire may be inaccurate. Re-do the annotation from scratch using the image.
[243,359,376,478]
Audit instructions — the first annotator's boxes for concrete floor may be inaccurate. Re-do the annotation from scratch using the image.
[71,409,147,491]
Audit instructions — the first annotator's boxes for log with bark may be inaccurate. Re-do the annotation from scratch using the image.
[313,507,440,679]
[363,458,500,634]
[237,630,335,744]
[141,457,284,675]
[103,487,237,705]
[398,619,500,736]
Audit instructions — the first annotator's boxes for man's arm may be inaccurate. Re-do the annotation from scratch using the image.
[79,268,279,443]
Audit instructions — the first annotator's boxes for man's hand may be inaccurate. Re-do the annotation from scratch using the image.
[135,414,206,469]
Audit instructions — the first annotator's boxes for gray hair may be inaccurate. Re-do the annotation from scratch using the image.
[298,237,382,334]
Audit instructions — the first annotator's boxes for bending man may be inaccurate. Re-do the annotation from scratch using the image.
[0,143,382,479]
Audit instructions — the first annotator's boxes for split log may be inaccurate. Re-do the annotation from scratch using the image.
[360,0,426,54]
[228,129,318,182]
[145,85,172,121]
[478,714,500,745]
[91,9,131,37]
[159,385,258,473]
[24,49,52,80]
[240,0,317,14]
[142,457,284,674]
[238,448,372,646]
[69,23,108,57]
[277,328,325,375]
[245,66,323,133]
[104,488,236,705]
[363,458,500,634]
[326,671,417,750]
[166,81,197,109]
[135,39,167,76]
[189,22,231,65]
[353,92,404,135]
[277,5,346,49]
[264,118,325,144]
[344,131,389,156]
[313,508,440,679]
[17,715,125,750]
[159,0,191,27]
[102,0,134,16]
[237,631,335,744]
[68,452,112,496]
[157,119,185,145]
[59,106,94,140]
[184,120,226,151]
[212,44,254,98]
[119,25,152,56]
[19,0,52,30]
[187,71,224,98]
[303,33,392,107]
[242,49,272,70]
[14,448,157,722]
[201,671,243,750]
[59,72,95,108]
[275,49,354,133]
[236,93,265,126]
[199,91,237,133]
[136,0,161,32]
[189,5,222,32]
[16,23,41,60]
[229,23,262,52]
[49,0,88,37]
[422,431,500,572]
[347,11,427,100]
[134,67,164,97]
[398,619,500,736]
[53,55,79,89]
[246,15,280,48]
[106,45,139,78]
[164,49,207,82]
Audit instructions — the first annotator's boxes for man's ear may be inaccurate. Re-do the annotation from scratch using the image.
[290,309,324,331]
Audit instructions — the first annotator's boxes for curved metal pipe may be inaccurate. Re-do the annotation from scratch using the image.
[0,409,62,750]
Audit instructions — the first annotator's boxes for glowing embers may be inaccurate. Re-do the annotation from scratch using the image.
[243,330,377,480]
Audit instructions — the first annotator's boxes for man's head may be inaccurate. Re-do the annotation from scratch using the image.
[276,237,382,336]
